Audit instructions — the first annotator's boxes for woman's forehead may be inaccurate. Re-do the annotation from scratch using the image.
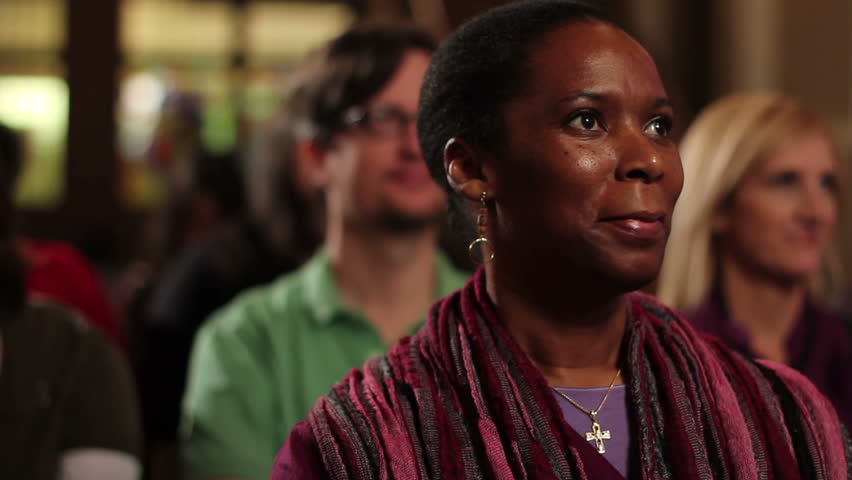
[519,23,664,101]
[759,133,839,172]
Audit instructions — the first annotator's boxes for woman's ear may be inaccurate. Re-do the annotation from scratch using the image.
[443,137,493,202]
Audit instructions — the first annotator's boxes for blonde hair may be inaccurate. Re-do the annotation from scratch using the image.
[657,92,845,309]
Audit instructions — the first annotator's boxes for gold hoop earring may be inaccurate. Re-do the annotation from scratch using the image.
[468,191,494,264]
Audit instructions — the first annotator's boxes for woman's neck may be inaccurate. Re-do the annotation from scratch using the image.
[486,266,627,388]
[720,256,806,363]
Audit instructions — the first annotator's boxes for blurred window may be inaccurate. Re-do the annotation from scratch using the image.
[0,0,67,208]
[118,0,354,208]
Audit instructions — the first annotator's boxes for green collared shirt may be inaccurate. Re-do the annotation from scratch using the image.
[181,250,469,480]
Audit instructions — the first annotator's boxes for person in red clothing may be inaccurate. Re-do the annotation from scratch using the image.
[22,238,127,351]
[0,122,126,352]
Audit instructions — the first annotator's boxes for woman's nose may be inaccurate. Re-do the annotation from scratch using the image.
[797,182,837,226]
[615,131,666,183]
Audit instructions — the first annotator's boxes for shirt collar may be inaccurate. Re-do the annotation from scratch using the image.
[301,249,468,328]
[301,250,347,327]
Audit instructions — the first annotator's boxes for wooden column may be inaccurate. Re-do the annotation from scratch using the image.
[64,0,121,257]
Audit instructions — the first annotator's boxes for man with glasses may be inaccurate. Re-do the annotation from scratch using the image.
[180,25,469,480]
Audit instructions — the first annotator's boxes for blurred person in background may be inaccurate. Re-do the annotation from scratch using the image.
[147,91,205,173]
[180,24,469,480]
[135,94,323,479]
[121,147,246,331]
[119,89,244,346]
[0,124,142,479]
[0,122,127,353]
[140,90,244,270]
[118,91,243,324]
[155,148,246,265]
[658,92,851,427]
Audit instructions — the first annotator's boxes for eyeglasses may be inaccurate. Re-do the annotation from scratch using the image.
[341,104,416,138]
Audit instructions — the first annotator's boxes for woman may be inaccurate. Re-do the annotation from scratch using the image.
[657,92,851,428]
[273,1,850,479]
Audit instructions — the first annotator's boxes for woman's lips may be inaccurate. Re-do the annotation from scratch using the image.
[600,212,666,240]
[605,218,665,239]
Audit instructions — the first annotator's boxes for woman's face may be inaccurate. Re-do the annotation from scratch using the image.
[715,131,839,283]
[486,22,682,291]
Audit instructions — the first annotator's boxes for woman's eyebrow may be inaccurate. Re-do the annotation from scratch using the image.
[555,93,673,111]
[557,91,606,104]
[652,97,673,109]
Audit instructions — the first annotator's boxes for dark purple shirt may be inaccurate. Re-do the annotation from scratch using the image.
[273,389,632,480]
[553,384,630,478]
[271,420,325,479]
[688,293,852,429]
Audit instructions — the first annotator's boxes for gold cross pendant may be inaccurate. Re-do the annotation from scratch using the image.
[585,417,611,454]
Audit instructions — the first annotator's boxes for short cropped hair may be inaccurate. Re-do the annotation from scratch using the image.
[416,0,622,235]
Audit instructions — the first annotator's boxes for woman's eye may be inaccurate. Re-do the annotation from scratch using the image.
[567,111,602,131]
[771,171,798,186]
[645,116,672,137]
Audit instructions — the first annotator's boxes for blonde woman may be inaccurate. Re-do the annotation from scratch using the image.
[658,92,850,427]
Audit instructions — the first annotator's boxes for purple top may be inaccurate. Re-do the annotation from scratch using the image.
[272,387,632,480]
[689,292,852,429]
[553,384,630,478]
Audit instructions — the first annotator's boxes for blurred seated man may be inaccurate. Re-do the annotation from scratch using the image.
[0,122,126,353]
[180,24,470,480]
[0,128,142,479]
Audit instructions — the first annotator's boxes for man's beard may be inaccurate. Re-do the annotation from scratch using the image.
[373,207,445,234]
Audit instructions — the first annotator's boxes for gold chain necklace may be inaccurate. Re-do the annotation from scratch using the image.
[552,368,622,454]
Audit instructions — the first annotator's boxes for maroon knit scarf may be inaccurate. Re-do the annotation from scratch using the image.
[309,269,851,479]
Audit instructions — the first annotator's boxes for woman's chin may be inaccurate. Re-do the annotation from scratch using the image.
[605,260,663,293]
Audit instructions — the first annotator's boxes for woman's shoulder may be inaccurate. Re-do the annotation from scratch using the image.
[629,291,733,343]
[307,336,418,423]
[758,359,818,388]
[755,358,849,465]
[810,302,852,338]
[272,420,327,479]
[757,359,843,419]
